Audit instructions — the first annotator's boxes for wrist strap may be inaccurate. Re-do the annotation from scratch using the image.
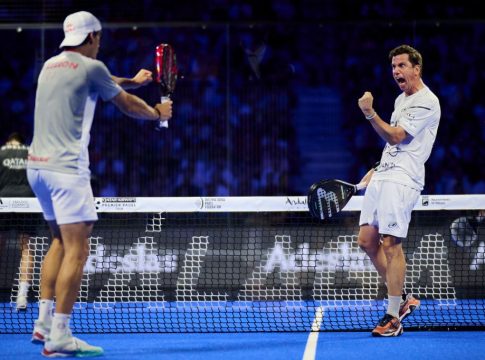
[365,112,377,120]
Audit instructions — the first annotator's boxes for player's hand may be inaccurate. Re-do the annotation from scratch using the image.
[132,69,153,88]
[155,100,172,121]
[358,91,375,117]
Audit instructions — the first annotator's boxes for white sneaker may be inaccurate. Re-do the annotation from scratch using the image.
[16,295,28,311]
[42,334,103,358]
[32,320,51,344]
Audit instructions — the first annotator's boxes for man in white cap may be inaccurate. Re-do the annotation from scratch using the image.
[27,11,172,357]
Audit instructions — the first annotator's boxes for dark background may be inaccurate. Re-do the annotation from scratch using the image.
[0,0,483,196]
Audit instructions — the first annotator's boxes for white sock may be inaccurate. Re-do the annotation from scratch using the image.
[50,313,71,341]
[387,295,401,318]
[18,282,30,296]
[38,299,54,326]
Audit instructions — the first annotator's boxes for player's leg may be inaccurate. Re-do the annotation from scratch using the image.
[357,225,387,278]
[42,221,103,358]
[32,221,63,343]
[16,232,34,310]
[27,168,62,343]
[40,170,102,357]
[371,182,420,337]
[53,222,92,314]
[358,180,388,278]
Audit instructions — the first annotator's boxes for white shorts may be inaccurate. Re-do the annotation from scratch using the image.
[359,180,420,238]
[27,169,98,225]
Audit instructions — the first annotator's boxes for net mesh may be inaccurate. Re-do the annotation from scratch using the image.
[0,196,484,333]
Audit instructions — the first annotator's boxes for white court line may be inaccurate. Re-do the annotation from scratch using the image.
[302,306,324,360]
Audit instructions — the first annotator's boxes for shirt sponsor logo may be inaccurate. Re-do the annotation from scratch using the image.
[46,61,79,70]
[28,154,49,162]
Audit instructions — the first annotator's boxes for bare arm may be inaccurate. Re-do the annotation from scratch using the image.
[110,90,172,121]
[112,69,153,90]
[358,91,407,145]
[360,168,375,188]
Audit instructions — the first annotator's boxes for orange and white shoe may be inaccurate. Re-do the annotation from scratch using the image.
[399,294,420,322]
[372,314,403,337]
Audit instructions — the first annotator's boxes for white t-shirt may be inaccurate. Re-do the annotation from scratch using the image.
[28,51,122,176]
[372,85,441,190]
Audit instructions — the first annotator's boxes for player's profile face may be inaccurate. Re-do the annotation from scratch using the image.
[91,31,102,59]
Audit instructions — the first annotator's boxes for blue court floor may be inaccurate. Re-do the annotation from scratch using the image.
[1,330,484,360]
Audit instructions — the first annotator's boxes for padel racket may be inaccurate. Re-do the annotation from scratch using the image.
[308,179,366,220]
[155,43,178,129]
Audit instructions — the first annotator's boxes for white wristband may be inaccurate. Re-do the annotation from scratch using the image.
[365,112,377,120]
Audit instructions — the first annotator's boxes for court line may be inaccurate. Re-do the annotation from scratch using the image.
[302,306,324,360]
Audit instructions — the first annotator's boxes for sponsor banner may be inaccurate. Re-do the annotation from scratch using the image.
[0,198,41,212]
[0,195,483,213]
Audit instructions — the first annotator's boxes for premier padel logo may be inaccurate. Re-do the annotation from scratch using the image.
[95,197,137,210]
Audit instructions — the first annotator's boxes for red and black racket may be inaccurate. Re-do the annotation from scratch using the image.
[307,179,366,220]
[155,43,178,129]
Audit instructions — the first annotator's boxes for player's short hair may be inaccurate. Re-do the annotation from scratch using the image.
[389,44,423,76]
[7,132,25,144]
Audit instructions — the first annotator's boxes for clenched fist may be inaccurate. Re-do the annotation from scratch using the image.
[358,91,374,117]
[132,69,153,88]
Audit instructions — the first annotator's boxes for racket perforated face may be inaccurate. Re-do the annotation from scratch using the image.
[155,44,178,96]
[307,179,357,220]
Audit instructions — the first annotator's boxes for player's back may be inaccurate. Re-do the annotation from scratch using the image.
[30,51,99,175]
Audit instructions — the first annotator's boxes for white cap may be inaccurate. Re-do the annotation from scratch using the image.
[59,11,102,48]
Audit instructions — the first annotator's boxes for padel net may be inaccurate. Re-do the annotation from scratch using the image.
[0,195,484,333]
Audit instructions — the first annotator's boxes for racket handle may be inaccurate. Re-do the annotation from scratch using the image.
[158,96,170,129]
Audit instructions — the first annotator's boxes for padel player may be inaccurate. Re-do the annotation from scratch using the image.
[27,11,172,357]
[357,44,440,336]
[0,132,36,311]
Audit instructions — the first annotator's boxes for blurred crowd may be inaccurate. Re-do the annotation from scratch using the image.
[0,2,483,196]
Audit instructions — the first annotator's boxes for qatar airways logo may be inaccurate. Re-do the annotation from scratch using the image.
[3,158,27,169]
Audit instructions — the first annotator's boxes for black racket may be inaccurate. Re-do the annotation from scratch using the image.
[308,179,366,220]
[155,43,178,129]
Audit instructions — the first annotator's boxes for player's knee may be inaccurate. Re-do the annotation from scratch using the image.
[381,236,402,259]
[65,243,90,264]
[357,235,378,255]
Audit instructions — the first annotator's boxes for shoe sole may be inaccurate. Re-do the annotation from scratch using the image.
[399,303,419,322]
[372,325,404,337]
[32,333,47,344]
[42,349,104,358]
